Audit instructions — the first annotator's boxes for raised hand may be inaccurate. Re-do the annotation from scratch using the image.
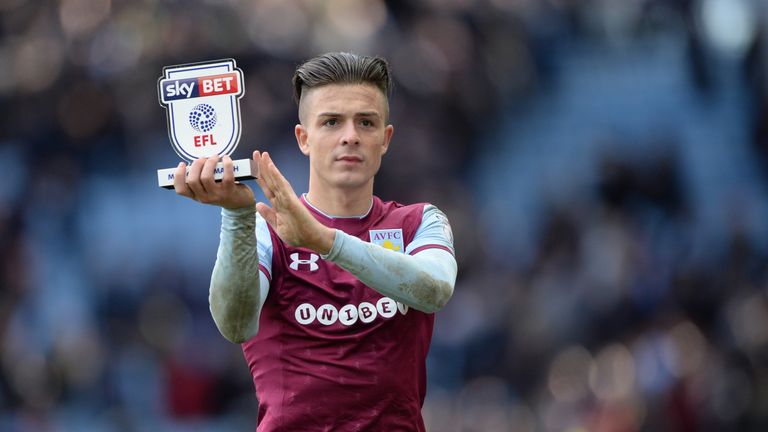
[173,155,255,210]
[253,151,335,254]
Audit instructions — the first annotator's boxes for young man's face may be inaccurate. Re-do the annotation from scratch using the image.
[295,83,394,191]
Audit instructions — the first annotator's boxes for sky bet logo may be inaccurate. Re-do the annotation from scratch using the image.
[160,72,240,102]
[158,59,244,163]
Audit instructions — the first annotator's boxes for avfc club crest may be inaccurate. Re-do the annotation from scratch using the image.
[156,58,257,188]
[369,229,405,253]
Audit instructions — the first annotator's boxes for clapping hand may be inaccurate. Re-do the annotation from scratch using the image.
[253,151,335,255]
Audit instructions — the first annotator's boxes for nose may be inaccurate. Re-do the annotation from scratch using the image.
[340,121,360,146]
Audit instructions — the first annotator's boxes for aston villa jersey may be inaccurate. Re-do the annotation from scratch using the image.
[241,195,454,431]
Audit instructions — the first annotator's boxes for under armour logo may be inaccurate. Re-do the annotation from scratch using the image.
[289,252,320,271]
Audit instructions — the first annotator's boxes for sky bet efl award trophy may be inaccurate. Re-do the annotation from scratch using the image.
[156,59,257,188]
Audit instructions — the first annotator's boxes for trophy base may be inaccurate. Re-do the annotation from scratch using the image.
[157,159,259,189]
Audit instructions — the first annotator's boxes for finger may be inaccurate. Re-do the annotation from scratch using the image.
[221,155,235,189]
[173,162,193,198]
[248,150,259,188]
[261,152,283,200]
[255,150,264,172]
[186,158,208,198]
[254,152,274,202]
[264,152,293,192]
[255,174,274,203]
[254,150,264,181]
[252,150,263,183]
[200,155,220,194]
[259,151,275,187]
[256,202,277,228]
[263,152,296,203]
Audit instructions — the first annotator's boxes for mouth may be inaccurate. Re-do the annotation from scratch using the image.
[336,155,363,163]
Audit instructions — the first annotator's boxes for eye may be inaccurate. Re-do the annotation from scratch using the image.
[323,118,338,127]
[360,119,374,127]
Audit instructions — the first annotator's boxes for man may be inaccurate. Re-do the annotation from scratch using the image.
[173,52,457,431]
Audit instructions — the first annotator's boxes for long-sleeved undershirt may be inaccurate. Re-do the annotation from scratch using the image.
[209,204,457,343]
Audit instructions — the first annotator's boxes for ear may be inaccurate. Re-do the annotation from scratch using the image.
[295,124,310,156]
[381,124,394,155]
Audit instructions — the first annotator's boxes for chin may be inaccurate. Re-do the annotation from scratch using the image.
[331,173,370,189]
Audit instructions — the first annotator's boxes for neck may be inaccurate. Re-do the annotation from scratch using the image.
[305,180,374,217]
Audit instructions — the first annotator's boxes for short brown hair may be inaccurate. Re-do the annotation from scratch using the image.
[292,52,392,105]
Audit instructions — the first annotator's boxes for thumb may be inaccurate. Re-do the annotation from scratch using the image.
[256,202,277,228]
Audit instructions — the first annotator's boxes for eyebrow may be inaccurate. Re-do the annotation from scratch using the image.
[317,111,381,118]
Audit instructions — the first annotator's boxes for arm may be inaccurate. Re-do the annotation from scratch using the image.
[209,206,271,343]
[322,207,456,313]
[173,152,270,343]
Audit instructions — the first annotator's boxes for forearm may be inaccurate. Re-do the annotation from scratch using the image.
[209,205,261,343]
[323,230,457,313]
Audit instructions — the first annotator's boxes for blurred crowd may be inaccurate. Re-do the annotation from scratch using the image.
[2,0,768,431]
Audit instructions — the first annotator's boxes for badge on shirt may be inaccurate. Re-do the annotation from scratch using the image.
[369,229,404,253]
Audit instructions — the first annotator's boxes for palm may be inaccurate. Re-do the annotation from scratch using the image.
[270,202,309,246]
[253,151,329,252]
